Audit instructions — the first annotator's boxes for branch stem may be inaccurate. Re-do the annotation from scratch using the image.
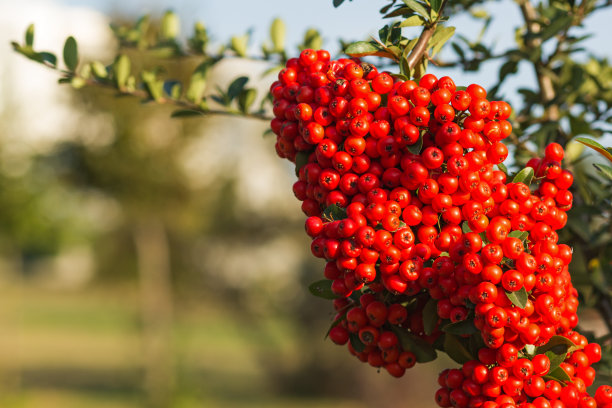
[405,0,450,72]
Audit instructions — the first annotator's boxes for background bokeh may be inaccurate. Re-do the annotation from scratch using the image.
[0,1,610,408]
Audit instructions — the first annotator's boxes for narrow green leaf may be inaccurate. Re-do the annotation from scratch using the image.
[430,0,443,13]
[227,76,249,101]
[325,313,347,339]
[392,327,437,363]
[497,162,508,175]
[576,137,612,163]
[38,52,57,67]
[171,109,203,118]
[160,10,180,41]
[113,54,131,90]
[506,287,528,309]
[238,88,257,114]
[539,15,573,42]
[594,163,612,180]
[25,24,34,47]
[270,18,286,52]
[461,222,472,233]
[344,41,397,60]
[402,0,428,18]
[444,333,474,364]
[333,0,345,7]
[442,319,478,335]
[308,279,337,300]
[512,167,534,185]
[423,298,438,336]
[322,204,347,221]
[63,36,78,71]
[399,15,426,27]
[545,350,567,374]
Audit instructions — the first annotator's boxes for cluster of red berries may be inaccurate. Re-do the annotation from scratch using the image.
[269,49,610,407]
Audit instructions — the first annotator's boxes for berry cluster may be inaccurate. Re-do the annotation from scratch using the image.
[269,49,610,407]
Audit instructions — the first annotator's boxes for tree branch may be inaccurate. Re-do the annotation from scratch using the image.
[406,0,450,71]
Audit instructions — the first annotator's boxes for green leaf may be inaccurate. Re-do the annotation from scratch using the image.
[461,222,472,233]
[423,298,438,336]
[62,36,78,71]
[37,52,57,67]
[444,333,474,364]
[545,366,572,384]
[25,23,34,47]
[70,77,86,89]
[402,0,428,18]
[333,0,345,7]
[90,61,108,78]
[497,162,508,175]
[294,151,310,176]
[508,230,529,241]
[512,167,534,185]
[163,80,182,99]
[407,135,423,155]
[322,204,347,221]
[506,287,528,309]
[594,163,612,180]
[539,14,573,42]
[238,88,257,114]
[392,327,437,363]
[141,70,164,101]
[429,26,456,57]
[171,109,203,118]
[160,10,180,41]
[325,313,347,339]
[270,18,286,52]
[231,34,249,57]
[349,333,366,352]
[113,54,131,90]
[535,335,579,357]
[430,0,443,13]
[399,15,426,27]
[545,350,568,374]
[576,137,612,163]
[442,319,478,335]
[227,76,249,101]
[186,61,212,104]
[344,41,397,60]
[308,279,337,300]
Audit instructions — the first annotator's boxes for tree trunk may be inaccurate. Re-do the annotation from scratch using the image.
[133,220,174,408]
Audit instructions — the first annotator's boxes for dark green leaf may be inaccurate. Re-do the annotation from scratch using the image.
[349,333,366,352]
[535,335,579,356]
[25,23,34,47]
[322,204,347,221]
[545,366,572,384]
[498,60,518,83]
[37,52,57,67]
[163,80,182,99]
[444,333,474,364]
[402,0,428,18]
[294,151,310,176]
[512,167,534,185]
[227,76,249,101]
[497,162,508,175]
[384,6,413,19]
[545,350,567,374]
[539,15,573,42]
[171,109,203,118]
[442,319,478,335]
[576,137,612,163]
[506,287,528,309]
[308,279,337,300]
[333,0,345,8]
[407,135,423,155]
[63,36,78,71]
[430,0,443,13]
[392,327,437,363]
[325,313,347,338]
[423,298,438,336]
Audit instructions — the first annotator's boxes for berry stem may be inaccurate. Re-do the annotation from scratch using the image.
[405,0,450,73]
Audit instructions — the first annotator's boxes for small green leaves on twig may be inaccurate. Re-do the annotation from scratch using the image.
[63,36,78,71]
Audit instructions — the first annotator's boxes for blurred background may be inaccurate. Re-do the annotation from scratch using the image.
[0,1,610,408]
